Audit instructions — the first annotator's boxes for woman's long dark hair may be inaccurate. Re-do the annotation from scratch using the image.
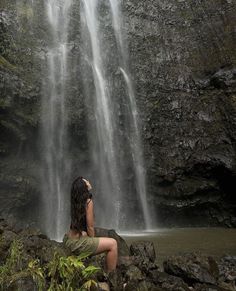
[70,176,91,232]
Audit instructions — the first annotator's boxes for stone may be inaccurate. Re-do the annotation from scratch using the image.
[130,241,158,273]
[163,253,219,285]
[130,241,156,263]
[7,277,37,291]
[149,270,190,291]
[0,230,18,264]
[193,283,230,291]
[218,256,236,283]
[98,282,110,291]
[125,265,145,281]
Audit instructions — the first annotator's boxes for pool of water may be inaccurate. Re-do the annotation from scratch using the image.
[119,228,236,264]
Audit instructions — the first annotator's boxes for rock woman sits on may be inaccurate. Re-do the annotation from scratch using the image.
[63,176,118,273]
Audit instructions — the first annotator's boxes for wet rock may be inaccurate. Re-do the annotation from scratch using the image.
[108,269,126,291]
[163,253,219,285]
[130,241,158,272]
[149,270,190,291]
[136,280,162,291]
[210,68,236,89]
[125,280,162,291]
[0,230,18,263]
[8,277,37,291]
[22,235,67,264]
[130,241,156,263]
[193,283,230,291]
[218,256,236,283]
[0,218,16,233]
[125,0,236,227]
[18,227,48,239]
[125,265,145,281]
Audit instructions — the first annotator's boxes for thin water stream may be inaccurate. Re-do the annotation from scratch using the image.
[109,0,152,229]
[41,0,72,240]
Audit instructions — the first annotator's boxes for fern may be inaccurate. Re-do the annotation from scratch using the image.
[0,241,101,291]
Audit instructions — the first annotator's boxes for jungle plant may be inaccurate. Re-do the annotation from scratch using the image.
[46,252,100,291]
[0,239,101,291]
[0,239,24,290]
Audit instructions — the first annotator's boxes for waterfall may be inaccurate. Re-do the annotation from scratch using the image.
[109,0,152,229]
[80,0,121,229]
[39,0,152,235]
[41,0,72,240]
[80,0,152,230]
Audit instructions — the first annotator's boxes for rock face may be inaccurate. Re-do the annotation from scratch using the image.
[1,0,236,227]
[0,0,47,224]
[124,0,236,226]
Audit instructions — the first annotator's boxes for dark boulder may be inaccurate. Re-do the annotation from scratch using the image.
[193,283,232,291]
[130,241,156,263]
[130,241,158,273]
[163,253,219,285]
[218,256,236,285]
[125,265,145,281]
[149,270,190,291]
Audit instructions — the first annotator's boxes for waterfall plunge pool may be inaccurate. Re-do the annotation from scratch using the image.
[119,228,236,265]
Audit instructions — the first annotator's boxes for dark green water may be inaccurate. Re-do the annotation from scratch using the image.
[120,228,236,265]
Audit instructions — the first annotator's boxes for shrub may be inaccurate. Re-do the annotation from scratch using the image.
[0,240,101,291]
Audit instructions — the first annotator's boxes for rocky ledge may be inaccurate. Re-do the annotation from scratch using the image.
[0,219,235,291]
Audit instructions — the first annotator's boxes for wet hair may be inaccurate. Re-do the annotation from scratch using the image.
[70,176,91,232]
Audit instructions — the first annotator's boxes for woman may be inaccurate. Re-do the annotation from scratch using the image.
[63,176,117,272]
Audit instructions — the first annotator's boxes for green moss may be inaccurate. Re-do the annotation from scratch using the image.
[0,56,16,71]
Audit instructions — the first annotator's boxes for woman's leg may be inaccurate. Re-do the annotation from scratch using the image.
[95,237,118,272]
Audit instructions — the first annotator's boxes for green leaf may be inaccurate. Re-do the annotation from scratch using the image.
[82,266,100,279]
[75,252,92,261]
[81,279,97,290]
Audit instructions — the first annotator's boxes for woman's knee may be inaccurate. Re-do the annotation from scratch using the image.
[96,237,117,253]
[110,238,117,250]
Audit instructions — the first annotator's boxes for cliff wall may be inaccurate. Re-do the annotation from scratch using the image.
[0,0,236,227]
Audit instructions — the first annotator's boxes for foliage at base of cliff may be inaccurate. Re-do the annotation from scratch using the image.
[0,239,100,291]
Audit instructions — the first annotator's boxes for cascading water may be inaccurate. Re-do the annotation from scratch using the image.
[109,0,152,229]
[40,0,152,236]
[41,0,72,240]
[80,0,152,230]
[80,0,122,229]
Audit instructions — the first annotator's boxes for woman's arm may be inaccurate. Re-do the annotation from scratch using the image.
[86,199,95,237]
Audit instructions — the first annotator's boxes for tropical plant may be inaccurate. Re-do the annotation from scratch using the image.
[0,239,24,290]
[0,240,101,291]
[46,252,100,291]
